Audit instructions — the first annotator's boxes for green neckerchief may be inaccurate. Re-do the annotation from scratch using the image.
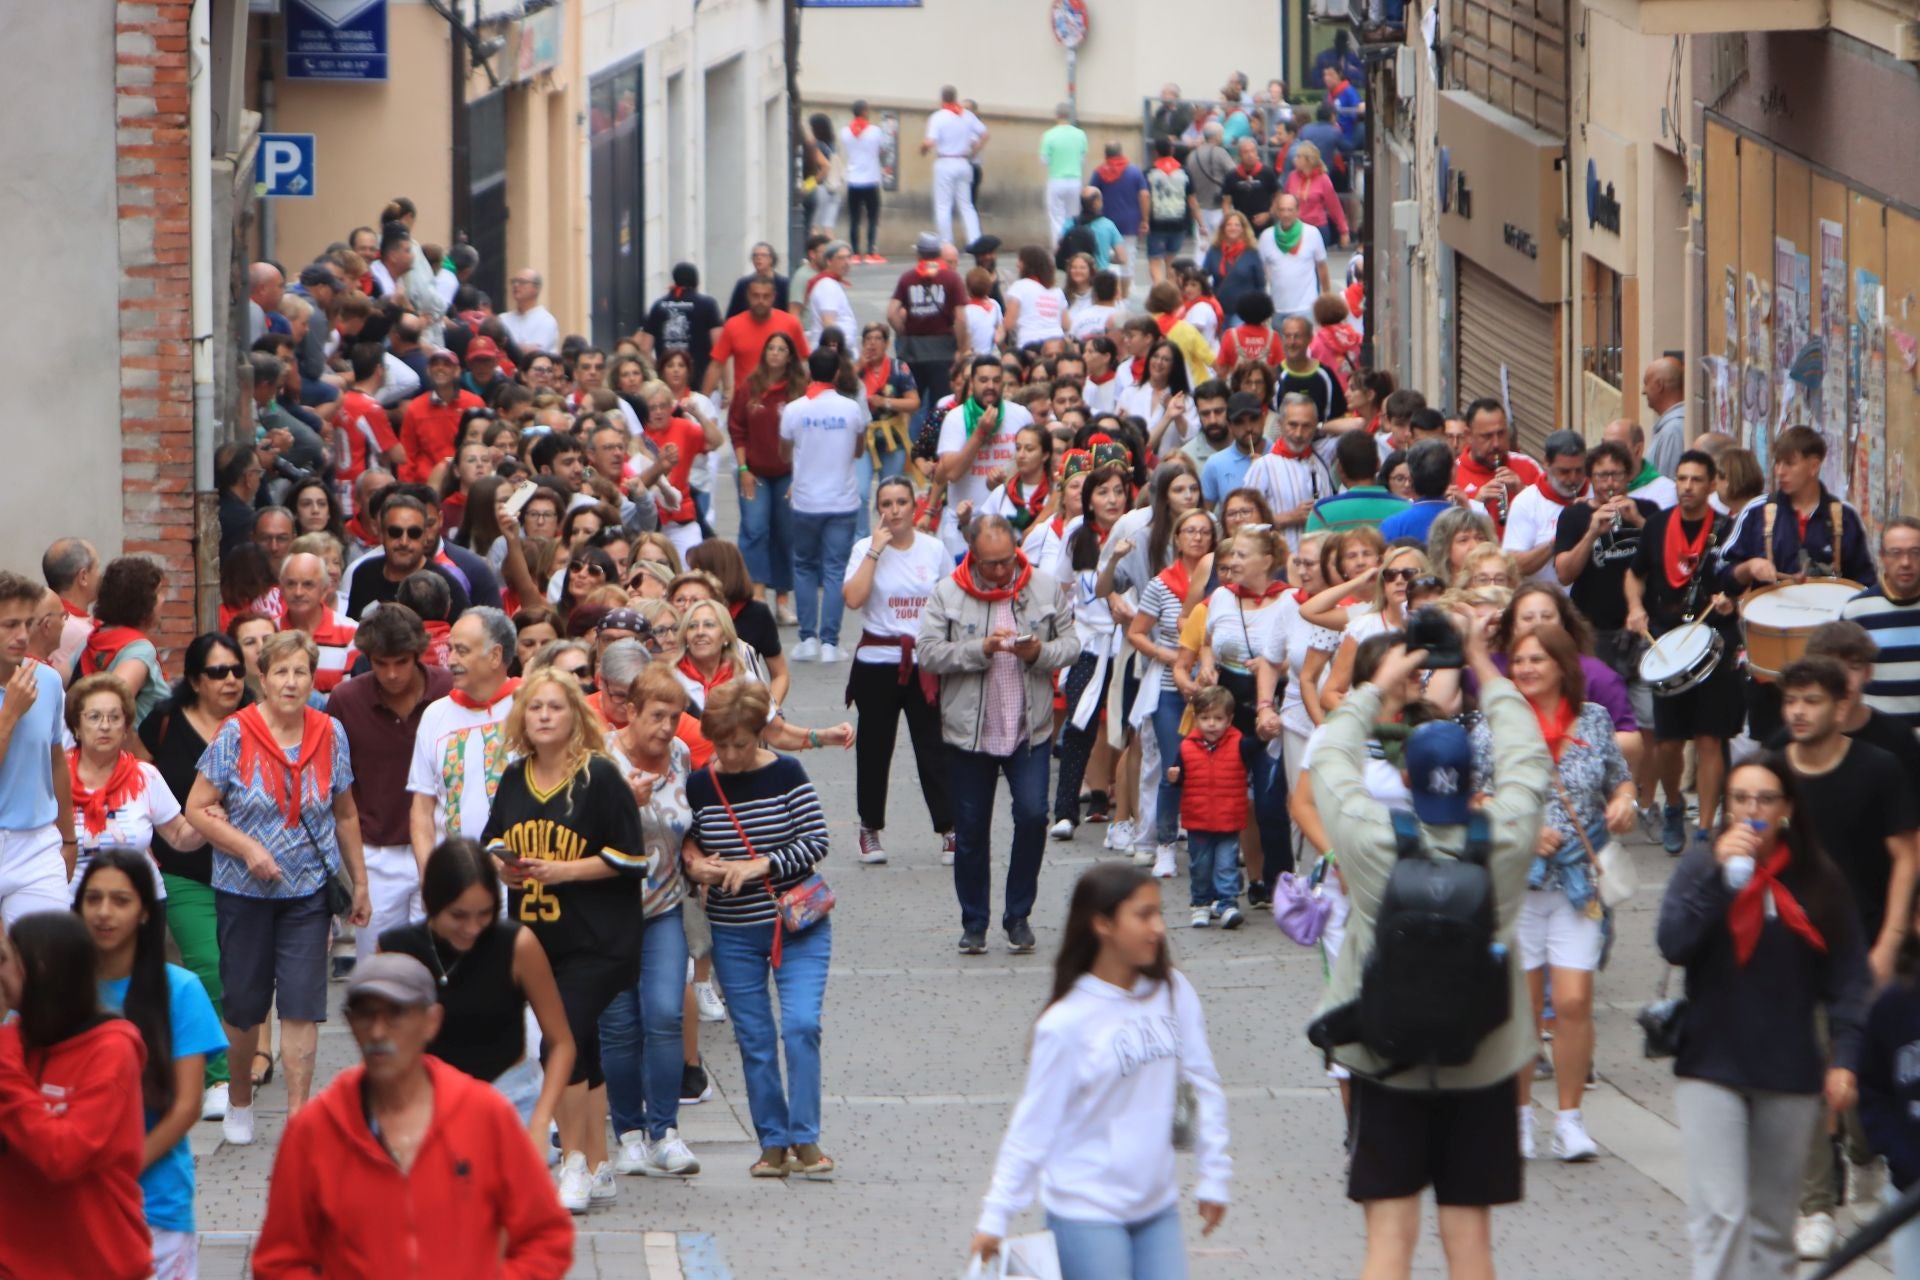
[962,398,993,436]
[1374,720,1410,770]
[1271,220,1304,255]
[1630,459,1661,491]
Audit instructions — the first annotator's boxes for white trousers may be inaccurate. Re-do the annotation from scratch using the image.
[1046,177,1083,242]
[933,157,981,247]
[0,826,67,928]
[355,844,422,962]
[664,520,705,557]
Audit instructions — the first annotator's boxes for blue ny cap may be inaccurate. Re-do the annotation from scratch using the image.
[1403,720,1473,826]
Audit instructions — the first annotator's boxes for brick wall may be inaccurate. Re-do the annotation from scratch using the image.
[115,0,199,658]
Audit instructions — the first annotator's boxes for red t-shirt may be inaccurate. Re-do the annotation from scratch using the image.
[333,390,398,487]
[711,310,810,390]
[398,389,484,484]
[1215,323,1278,375]
[1453,451,1542,532]
[645,415,708,524]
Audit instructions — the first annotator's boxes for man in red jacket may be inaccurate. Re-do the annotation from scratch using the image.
[253,954,574,1279]
[398,349,483,486]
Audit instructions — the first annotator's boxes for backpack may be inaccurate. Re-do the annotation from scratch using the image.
[1055,223,1099,271]
[1310,809,1510,1077]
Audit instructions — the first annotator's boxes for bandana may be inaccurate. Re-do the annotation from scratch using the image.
[1664,510,1714,591]
[914,259,944,280]
[1088,369,1116,385]
[68,748,146,837]
[1154,313,1177,337]
[60,598,88,620]
[234,705,335,829]
[1227,580,1286,602]
[804,270,838,298]
[676,655,734,693]
[448,676,521,712]
[849,115,870,137]
[804,381,836,399]
[1728,842,1827,965]
[1234,160,1264,180]
[1127,356,1147,384]
[960,397,998,438]
[1631,459,1662,491]
[940,102,964,115]
[953,550,1034,603]
[79,625,146,678]
[1006,474,1051,531]
[1096,155,1131,184]
[1271,220,1305,255]
[861,360,892,399]
[1272,436,1316,462]
[1533,473,1583,508]
[1219,240,1247,271]
[1152,156,1183,175]
[1158,561,1194,603]
[1530,695,1583,763]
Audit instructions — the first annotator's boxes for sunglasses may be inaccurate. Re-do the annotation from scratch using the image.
[1381,567,1421,583]
[386,525,427,541]
[1411,575,1447,593]
[200,663,246,680]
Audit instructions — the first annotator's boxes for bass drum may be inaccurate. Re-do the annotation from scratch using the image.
[1740,580,1863,679]
[1639,622,1723,697]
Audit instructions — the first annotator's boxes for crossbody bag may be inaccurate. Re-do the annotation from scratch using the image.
[706,764,834,968]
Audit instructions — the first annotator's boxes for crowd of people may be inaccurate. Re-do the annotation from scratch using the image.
[4,111,1920,1280]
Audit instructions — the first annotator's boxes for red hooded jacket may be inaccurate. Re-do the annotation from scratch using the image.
[0,1019,150,1280]
[253,1054,574,1279]
[1179,726,1249,833]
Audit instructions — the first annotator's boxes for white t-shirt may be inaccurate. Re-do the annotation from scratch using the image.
[804,276,856,348]
[1501,483,1587,583]
[677,390,722,493]
[926,108,984,159]
[69,761,178,901]
[936,399,1036,556]
[962,299,1002,356]
[1004,278,1068,350]
[840,122,887,186]
[1257,221,1329,317]
[1300,722,1409,806]
[844,533,950,663]
[407,693,517,843]
[1180,301,1221,347]
[1204,585,1292,674]
[1116,382,1200,450]
[1070,304,1120,341]
[1631,473,1679,509]
[1056,516,1121,656]
[1083,372,1122,414]
[499,305,561,355]
[1262,593,1341,738]
[1023,518,1069,585]
[779,389,869,514]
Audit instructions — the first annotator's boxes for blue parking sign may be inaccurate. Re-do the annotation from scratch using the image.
[256,135,316,199]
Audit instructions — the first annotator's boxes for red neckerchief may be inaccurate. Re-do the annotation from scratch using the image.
[1178,297,1224,331]
[1234,160,1264,179]
[68,748,146,837]
[804,381,835,399]
[1530,696,1583,763]
[1220,240,1247,271]
[1532,474,1582,508]
[953,550,1035,602]
[1154,313,1177,336]
[1329,77,1352,98]
[676,655,734,692]
[60,598,88,619]
[860,360,890,398]
[1051,514,1068,537]
[1664,508,1714,591]
[1127,357,1147,383]
[1008,474,1051,520]
[1796,508,1812,542]
[346,514,376,546]
[1729,841,1826,965]
[448,676,520,712]
[1158,561,1193,601]
[1089,369,1116,385]
[940,102,964,115]
[727,600,747,620]
[1096,155,1131,184]
[80,625,145,677]
[967,296,994,311]
[234,705,335,829]
[1291,587,1311,604]
[1091,519,1112,546]
[1227,580,1286,602]
[1272,437,1315,462]
[849,115,870,137]
[1153,156,1183,175]
[804,271,839,299]
[914,259,943,280]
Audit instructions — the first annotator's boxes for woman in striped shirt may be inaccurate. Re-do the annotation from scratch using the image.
[685,681,837,1181]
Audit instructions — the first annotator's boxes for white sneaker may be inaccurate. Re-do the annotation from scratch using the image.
[202,1082,229,1121]
[1518,1106,1536,1160]
[1190,907,1211,928]
[641,1128,701,1177]
[222,1102,255,1146]
[1104,818,1135,851]
[1796,1211,1838,1260]
[790,637,821,662]
[1851,1156,1889,1207]
[590,1159,618,1202]
[940,831,956,865]
[694,980,727,1023]
[614,1129,651,1175]
[558,1152,591,1214]
[1555,1110,1598,1163]
[1152,844,1177,878]
[1049,818,1076,841]
[819,643,845,663]
[1218,906,1245,929]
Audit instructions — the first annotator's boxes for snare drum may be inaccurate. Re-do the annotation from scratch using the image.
[1640,623,1724,696]
[1739,580,1863,679]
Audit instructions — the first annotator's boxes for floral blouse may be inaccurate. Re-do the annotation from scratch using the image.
[1470,701,1626,906]
[607,736,692,920]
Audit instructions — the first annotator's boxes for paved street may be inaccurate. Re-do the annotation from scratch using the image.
[187,263,1894,1278]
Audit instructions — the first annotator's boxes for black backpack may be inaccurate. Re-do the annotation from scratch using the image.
[1055,223,1099,271]
[1310,809,1511,1077]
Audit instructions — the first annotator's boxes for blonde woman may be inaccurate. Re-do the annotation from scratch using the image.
[1202,209,1267,326]
[1319,544,1431,709]
[1284,140,1349,248]
[632,531,684,579]
[1457,543,1523,593]
[481,668,648,1214]
[675,598,853,755]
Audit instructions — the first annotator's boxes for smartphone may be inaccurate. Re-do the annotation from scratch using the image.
[502,478,539,518]
[1012,634,1037,647]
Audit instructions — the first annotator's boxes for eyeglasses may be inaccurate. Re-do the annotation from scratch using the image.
[79,711,126,727]
[386,525,426,541]
[1381,567,1420,583]
[1469,573,1507,587]
[1727,790,1785,807]
[200,663,246,680]
[1884,547,1920,560]
[973,554,1019,571]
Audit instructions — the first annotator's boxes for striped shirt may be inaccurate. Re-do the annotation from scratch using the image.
[1136,577,1186,695]
[1304,485,1410,534]
[1842,588,1920,733]
[1243,450,1336,553]
[686,754,831,927]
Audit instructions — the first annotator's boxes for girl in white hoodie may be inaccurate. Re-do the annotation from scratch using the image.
[971,864,1232,1279]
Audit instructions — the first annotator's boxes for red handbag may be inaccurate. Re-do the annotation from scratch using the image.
[706,765,835,967]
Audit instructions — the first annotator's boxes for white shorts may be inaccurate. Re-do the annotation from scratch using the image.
[663,521,704,556]
[152,1228,198,1280]
[1517,887,1604,972]
[0,826,68,928]
[355,844,423,962]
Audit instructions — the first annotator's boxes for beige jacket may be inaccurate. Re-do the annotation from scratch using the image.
[916,573,1080,754]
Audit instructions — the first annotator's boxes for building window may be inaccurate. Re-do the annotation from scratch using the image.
[1581,257,1624,390]
[1445,0,1568,134]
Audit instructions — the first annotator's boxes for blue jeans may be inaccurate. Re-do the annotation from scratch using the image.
[791,508,857,645]
[738,472,794,593]
[708,917,831,1148]
[949,741,1050,935]
[1045,1204,1187,1280]
[598,907,689,1141]
[1150,690,1187,845]
[1242,725,1293,883]
[1187,831,1242,910]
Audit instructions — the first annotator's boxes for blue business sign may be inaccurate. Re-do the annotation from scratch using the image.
[796,0,922,7]
[286,0,388,81]
[256,134,316,198]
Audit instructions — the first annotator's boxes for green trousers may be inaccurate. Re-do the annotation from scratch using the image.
[163,872,229,1087]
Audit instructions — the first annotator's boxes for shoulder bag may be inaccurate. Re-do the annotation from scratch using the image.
[1166,980,1198,1152]
[1551,772,1636,909]
[706,764,834,968]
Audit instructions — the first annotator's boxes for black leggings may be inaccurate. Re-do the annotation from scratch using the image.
[1055,654,1112,823]
[849,658,952,833]
[847,185,882,254]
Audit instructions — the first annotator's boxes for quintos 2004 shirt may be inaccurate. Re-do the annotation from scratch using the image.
[481,754,648,962]
[407,686,518,844]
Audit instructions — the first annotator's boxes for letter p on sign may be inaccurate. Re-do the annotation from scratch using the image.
[256,134,316,198]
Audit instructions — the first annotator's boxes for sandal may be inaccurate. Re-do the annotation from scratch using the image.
[250,1050,275,1088]
[750,1146,792,1178]
[789,1143,836,1180]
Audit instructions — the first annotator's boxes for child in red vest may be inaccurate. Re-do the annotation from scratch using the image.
[1166,686,1249,930]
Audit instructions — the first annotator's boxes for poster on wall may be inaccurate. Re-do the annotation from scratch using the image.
[1701,355,1734,439]
[1774,239,1812,434]
[1743,272,1772,447]
[1724,266,1740,362]
[1854,269,1887,533]
[1819,220,1849,495]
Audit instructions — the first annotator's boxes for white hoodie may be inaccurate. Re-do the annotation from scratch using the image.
[977,970,1231,1237]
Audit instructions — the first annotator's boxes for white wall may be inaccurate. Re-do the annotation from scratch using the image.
[581,0,787,303]
[0,2,125,560]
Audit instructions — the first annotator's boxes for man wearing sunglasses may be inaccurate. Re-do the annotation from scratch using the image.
[344,495,472,622]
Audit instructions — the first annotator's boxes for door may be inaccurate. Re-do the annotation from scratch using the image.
[466,90,509,310]
[590,62,645,347]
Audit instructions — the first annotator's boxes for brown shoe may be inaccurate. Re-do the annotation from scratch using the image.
[750,1146,792,1178]
[790,1142,836,1180]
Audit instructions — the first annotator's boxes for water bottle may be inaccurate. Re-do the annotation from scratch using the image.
[1724,819,1764,891]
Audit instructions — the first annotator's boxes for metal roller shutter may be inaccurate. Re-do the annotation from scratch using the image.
[1456,257,1560,461]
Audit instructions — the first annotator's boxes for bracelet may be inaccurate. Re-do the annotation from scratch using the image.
[737,464,750,474]
[807,729,822,749]
[868,547,885,561]
[1256,700,1274,710]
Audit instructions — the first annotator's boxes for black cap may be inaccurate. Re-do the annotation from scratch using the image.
[1227,392,1264,421]
[965,235,1002,257]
